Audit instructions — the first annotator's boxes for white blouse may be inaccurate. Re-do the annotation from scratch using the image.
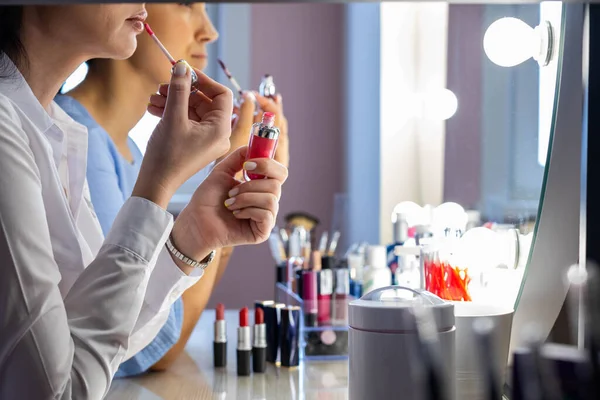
[0,62,202,399]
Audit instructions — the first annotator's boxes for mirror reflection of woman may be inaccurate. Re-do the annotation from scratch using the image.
[56,3,289,377]
[0,4,287,398]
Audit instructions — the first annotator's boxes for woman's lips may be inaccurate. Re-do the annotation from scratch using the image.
[127,10,148,33]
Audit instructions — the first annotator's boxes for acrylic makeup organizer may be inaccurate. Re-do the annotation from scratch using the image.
[275,283,354,361]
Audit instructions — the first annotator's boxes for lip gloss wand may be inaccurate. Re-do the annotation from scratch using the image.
[144,23,211,103]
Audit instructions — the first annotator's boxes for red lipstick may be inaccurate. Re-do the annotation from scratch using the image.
[213,303,227,368]
[253,308,267,373]
[237,307,252,376]
[244,112,280,181]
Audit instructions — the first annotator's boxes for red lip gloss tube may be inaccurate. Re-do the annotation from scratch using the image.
[317,269,334,325]
[237,307,252,376]
[244,112,280,181]
[214,303,227,368]
[302,271,318,328]
[253,308,267,373]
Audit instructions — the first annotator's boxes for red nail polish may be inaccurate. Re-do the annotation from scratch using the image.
[244,112,280,181]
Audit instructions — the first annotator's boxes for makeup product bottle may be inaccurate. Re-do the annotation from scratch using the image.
[253,308,267,373]
[280,306,301,368]
[317,268,334,325]
[214,303,227,368]
[347,252,365,298]
[265,303,286,364]
[387,212,409,285]
[237,307,252,376]
[302,270,318,327]
[244,112,280,181]
[333,269,350,325]
[287,231,304,293]
[363,245,392,295]
[258,74,277,100]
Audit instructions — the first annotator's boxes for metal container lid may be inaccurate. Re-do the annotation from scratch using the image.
[349,286,455,332]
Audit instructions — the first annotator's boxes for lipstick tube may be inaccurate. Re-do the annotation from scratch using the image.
[253,308,267,373]
[244,112,280,181]
[237,307,252,376]
[302,270,318,327]
[265,303,286,364]
[280,306,301,368]
[214,303,227,368]
[317,269,334,325]
[333,268,350,325]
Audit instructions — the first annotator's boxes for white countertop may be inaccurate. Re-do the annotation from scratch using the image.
[107,310,349,399]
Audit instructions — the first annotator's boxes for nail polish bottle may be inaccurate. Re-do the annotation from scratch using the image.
[244,112,280,181]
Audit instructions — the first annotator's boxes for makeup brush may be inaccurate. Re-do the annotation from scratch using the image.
[328,231,341,257]
[268,230,287,264]
[318,231,329,254]
[217,58,244,99]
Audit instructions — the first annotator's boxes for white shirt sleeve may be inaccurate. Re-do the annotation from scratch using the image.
[0,98,191,398]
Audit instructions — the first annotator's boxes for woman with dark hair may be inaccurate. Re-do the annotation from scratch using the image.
[0,5,287,398]
[55,3,289,376]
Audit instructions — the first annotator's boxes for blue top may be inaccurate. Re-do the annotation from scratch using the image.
[55,95,184,378]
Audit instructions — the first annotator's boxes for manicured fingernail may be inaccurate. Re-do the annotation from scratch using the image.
[232,210,241,215]
[244,162,257,171]
[147,102,152,107]
[173,61,187,77]
[228,187,239,197]
[242,91,256,102]
[224,197,236,207]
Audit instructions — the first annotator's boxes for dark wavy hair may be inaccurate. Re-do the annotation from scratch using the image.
[0,6,26,78]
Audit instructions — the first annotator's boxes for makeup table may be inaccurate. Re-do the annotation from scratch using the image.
[106,310,349,400]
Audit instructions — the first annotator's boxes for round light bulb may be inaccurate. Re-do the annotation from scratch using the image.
[483,17,536,67]
[421,88,458,121]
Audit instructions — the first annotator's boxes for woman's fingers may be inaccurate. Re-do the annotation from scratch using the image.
[227,179,282,200]
[231,207,276,232]
[224,192,279,217]
[243,158,289,184]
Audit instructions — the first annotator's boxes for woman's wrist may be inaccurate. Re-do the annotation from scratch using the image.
[170,219,215,275]
[132,175,174,210]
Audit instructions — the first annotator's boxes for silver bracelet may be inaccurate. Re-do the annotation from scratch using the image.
[165,235,216,269]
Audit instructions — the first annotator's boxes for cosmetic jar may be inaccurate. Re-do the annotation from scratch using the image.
[349,286,456,400]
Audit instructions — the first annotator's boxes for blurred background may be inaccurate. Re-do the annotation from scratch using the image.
[64,2,555,308]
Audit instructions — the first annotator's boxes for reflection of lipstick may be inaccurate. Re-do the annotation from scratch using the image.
[253,308,267,373]
[237,307,252,376]
[214,303,227,368]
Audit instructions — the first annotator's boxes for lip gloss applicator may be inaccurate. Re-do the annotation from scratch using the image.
[237,307,252,376]
[213,303,227,368]
[144,23,211,103]
[253,308,267,373]
[217,59,244,101]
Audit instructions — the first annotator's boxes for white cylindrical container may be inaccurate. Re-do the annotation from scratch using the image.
[349,287,456,400]
[363,245,392,294]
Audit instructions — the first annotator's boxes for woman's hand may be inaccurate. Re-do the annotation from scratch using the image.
[171,146,288,262]
[132,61,233,208]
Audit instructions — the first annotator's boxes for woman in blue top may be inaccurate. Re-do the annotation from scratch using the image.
[56,3,289,376]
